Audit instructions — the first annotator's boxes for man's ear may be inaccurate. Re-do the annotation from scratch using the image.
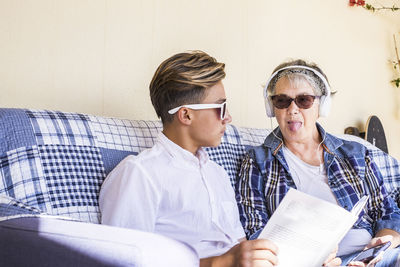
[177,108,192,125]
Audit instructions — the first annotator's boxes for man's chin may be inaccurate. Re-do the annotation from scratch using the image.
[204,139,222,148]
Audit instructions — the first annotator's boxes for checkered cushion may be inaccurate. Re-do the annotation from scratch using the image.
[0,108,162,223]
[0,195,43,221]
[0,108,398,224]
[337,134,400,207]
[206,126,270,186]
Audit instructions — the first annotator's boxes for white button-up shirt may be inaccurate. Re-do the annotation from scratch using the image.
[100,133,245,258]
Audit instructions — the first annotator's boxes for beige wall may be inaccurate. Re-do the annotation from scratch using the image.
[1,0,400,158]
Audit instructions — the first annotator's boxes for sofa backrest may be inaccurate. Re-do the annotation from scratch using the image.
[0,108,270,223]
[0,108,398,224]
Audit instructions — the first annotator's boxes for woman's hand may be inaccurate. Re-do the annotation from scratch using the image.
[346,253,383,267]
[365,235,393,250]
[347,235,393,267]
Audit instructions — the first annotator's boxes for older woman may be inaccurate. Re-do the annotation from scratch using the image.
[236,59,400,267]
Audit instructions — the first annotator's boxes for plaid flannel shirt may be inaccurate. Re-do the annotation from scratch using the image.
[236,123,400,240]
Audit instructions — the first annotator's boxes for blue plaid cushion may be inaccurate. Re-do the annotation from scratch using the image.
[207,126,270,187]
[337,134,400,207]
[0,109,161,223]
[0,195,43,221]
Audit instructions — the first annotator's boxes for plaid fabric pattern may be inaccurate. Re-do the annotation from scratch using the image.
[91,116,162,152]
[0,195,43,221]
[27,110,95,146]
[0,146,50,212]
[0,109,106,223]
[236,126,400,240]
[0,109,169,223]
[338,134,400,207]
[207,125,270,186]
[207,142,245,186]
[235,126,270,147]
[0,107,399,228]
[38,144,104,222]
[0,108,36,152]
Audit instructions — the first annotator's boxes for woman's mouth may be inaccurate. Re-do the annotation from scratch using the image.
[287,121,302,132]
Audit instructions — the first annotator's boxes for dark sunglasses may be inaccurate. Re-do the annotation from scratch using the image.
[271,94,319,109]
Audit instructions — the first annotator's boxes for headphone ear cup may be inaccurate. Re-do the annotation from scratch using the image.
[319,95,331,117]
[263,84,275,117]
[265,97,275,117]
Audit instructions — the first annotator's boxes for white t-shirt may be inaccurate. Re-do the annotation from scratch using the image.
[282,146,337,204]
[99,133,245,258]
[282,146,372,256]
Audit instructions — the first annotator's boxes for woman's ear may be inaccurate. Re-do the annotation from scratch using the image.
[177,108,192,125]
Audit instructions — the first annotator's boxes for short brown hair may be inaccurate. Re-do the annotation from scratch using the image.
[149,51,226,124]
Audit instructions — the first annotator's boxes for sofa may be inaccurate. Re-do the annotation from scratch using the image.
[0,107,399,266]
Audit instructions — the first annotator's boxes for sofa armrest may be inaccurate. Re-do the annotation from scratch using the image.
[0,215,199,267]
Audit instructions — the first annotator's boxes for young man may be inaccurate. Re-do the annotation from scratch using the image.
[99,51,279,266]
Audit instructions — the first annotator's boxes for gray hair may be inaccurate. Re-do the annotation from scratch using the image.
[267,60,329,97]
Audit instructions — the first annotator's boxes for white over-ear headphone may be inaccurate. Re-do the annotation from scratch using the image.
[263,65,331,118]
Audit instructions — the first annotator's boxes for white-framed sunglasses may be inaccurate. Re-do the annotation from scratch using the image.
[168,101,227,120]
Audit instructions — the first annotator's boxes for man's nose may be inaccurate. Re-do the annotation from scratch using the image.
[224,110,232,123]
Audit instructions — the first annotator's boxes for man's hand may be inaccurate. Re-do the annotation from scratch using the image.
[323,246,342,266]
[226,239,279,267]
[200,239,278,267]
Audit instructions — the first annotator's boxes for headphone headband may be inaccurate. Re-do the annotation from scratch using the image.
[263,65,331,117]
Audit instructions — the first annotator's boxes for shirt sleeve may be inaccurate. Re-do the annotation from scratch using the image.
[364,152,400,235]
[99,157,161,232]
[235,153,269,240]
[368,148,400,207]
[219,168,246,241]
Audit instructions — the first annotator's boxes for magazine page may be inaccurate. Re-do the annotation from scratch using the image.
[258,188,366,267]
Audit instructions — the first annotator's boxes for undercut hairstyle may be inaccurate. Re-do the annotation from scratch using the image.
[149,50,226,124]
[267,59,329,97]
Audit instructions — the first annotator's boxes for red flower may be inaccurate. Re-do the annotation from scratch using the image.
[349,0,356,6]
[357,0,366,6]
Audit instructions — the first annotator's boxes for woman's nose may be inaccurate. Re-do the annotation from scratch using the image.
[287,100,299,114]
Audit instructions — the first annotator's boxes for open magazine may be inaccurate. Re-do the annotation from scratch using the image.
[258,188,369,267]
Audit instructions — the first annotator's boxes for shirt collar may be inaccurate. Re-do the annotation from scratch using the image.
[157,132,209,165]
[263,123,346,155]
